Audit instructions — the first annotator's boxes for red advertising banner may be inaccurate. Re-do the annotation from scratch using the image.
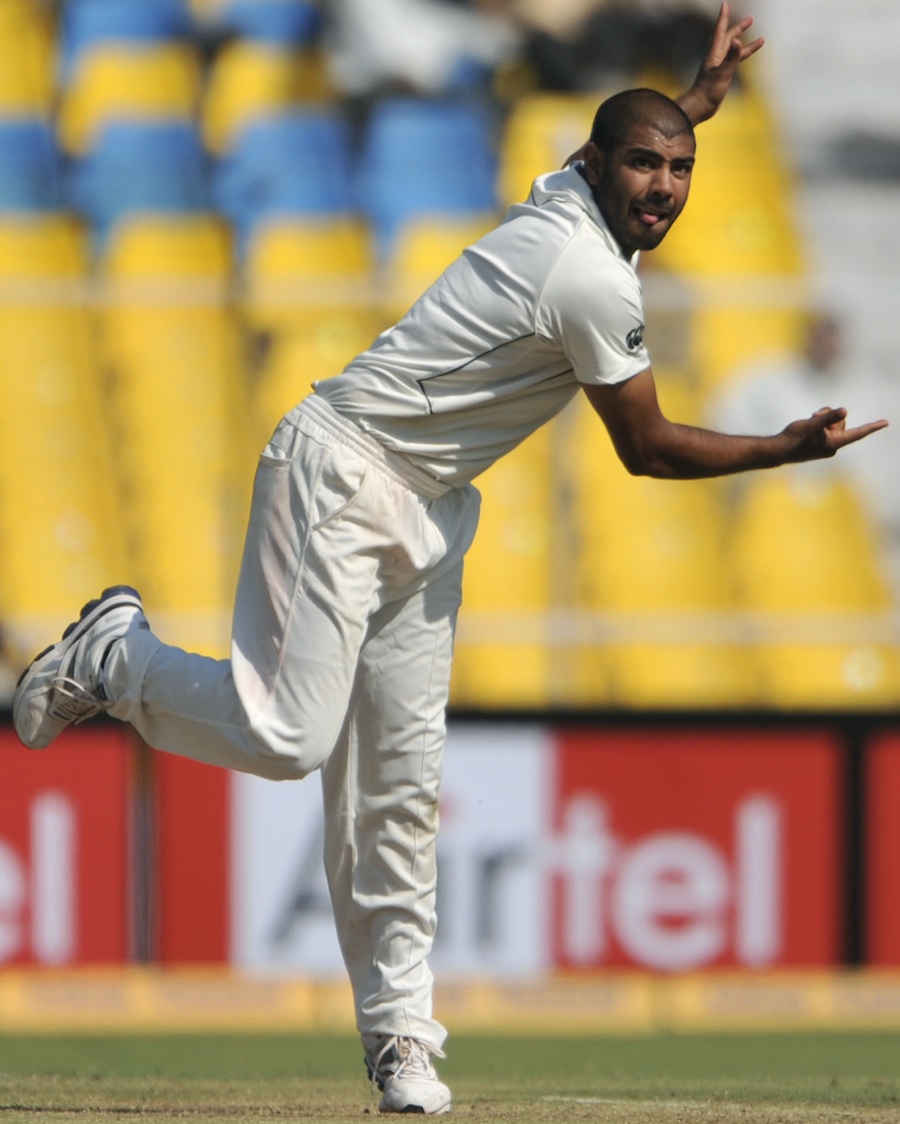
[865,732,900,965]
[0,725,132,964]
[550,727,843,970]
[153,752,230,963]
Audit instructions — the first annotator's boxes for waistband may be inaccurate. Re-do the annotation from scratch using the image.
[292,394,452,501]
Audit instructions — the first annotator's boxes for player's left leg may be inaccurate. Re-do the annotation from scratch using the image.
[320,487,478,1115]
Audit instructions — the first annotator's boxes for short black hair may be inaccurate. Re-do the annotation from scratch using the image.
[590,88,694,154]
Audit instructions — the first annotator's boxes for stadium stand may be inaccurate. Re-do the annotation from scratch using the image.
[450,427,557,709]
[0,119,63,211]
[211,109,356,253]
[649,80,809,392]
[555,375,756,709]
[0,214,127,642]
[352,97,500,260]
[497,92,601,208]
[201,38,332,155]
[730,473,900,708]
[57,0,194,81]
[202,0,321,44]
[240,214,384,444]
[96,213,251,654]
[57,41,202,156]
[66,119,209,247]
[381,213,497,322]
[0,0,55,120]
[1,1,895,710]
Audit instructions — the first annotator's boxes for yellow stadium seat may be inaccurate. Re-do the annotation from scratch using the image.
[648,85,810,391]
[242,216,386,440]
[0,217,127,636]
[729,473,900,708]
[450,428,555,709]
[498,93,602,207]
[57,43,202,154]
[201,41,331,154]
[96,215,252,646]
[0,1,55,116]
[382,213,497,321]
[555,384,756,708]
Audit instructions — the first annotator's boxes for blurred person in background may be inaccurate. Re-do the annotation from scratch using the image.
[709,310,900,594]
[500,0,734,93]
[321,0,522,107]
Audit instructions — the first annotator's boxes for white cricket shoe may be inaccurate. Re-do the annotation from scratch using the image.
[365,1035,452,1115]
[13,585,147,750]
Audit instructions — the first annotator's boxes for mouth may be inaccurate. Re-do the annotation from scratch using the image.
[633,203,672,228]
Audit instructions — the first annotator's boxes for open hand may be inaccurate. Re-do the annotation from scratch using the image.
[781,406,889,462]
[676,3,765,125]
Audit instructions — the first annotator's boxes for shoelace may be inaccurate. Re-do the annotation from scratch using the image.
[48,675,106,725]
[369,1036,444,1089]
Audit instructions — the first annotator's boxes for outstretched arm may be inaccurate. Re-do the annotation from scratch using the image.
[676,2,765,126]
[584,370,888,480]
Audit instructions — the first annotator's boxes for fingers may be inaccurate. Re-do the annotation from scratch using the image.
[833,418,890,447]
[738,35,766,61]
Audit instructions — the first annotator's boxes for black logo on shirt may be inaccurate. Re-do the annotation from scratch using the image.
[626,325,645,352]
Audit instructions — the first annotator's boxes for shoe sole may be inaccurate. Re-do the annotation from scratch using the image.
[13,585,143,750]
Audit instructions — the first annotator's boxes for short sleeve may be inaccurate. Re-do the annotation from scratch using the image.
[537,228,651,386]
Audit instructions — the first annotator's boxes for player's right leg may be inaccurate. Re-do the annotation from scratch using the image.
[13,585,149,749]
[13,403,380,780]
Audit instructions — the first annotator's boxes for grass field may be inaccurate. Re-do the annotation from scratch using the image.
[1,1032,899,1123]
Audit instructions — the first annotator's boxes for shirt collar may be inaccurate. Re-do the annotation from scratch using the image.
[530,165,639,267]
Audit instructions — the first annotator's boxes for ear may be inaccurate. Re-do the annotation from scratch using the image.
[581,141,604,186]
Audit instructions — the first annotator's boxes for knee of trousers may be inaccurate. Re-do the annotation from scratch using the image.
[243,719,335,781]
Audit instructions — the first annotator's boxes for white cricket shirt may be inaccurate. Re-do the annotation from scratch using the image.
[313,166,651,485]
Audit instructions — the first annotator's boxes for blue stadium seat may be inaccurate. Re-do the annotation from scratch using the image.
[66,119,208,242]
[212,110,355,250]
[213,0,320,43]
[59,0,192,80]
[0,119,62,210]
[354,98,499,258]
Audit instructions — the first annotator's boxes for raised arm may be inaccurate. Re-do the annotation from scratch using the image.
[584,369,888,480]
[563,4,764,168]
[676,2,765,126]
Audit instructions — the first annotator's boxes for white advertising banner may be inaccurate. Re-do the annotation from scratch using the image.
[230,724,554,973]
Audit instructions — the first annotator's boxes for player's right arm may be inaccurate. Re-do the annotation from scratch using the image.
[583,368,889,480]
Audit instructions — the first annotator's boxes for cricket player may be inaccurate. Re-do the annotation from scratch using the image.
[12,5,887,1114]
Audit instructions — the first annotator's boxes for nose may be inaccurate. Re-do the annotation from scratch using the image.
[649,163,674,198]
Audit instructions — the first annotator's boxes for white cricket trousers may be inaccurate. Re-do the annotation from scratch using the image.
[104,393,481,1052]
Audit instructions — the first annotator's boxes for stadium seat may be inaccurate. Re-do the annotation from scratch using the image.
[201,39,331,155]
[241,215,384,441]
[211,110,356,250]
[729,473,900,708]
[97,213,251,650]
[66,120,209,244]
[0,119,62,210]
[382,213,497,321]
[0,214,126,635]
[207,0,320,43]
[58,0,193,80]
[450,428,556,709]
[353,97,500,259]
[0,1,55,118]
[554,381,755,709]
[649,85,809,390]
[497,93,602,207]
[57,42,202,155]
